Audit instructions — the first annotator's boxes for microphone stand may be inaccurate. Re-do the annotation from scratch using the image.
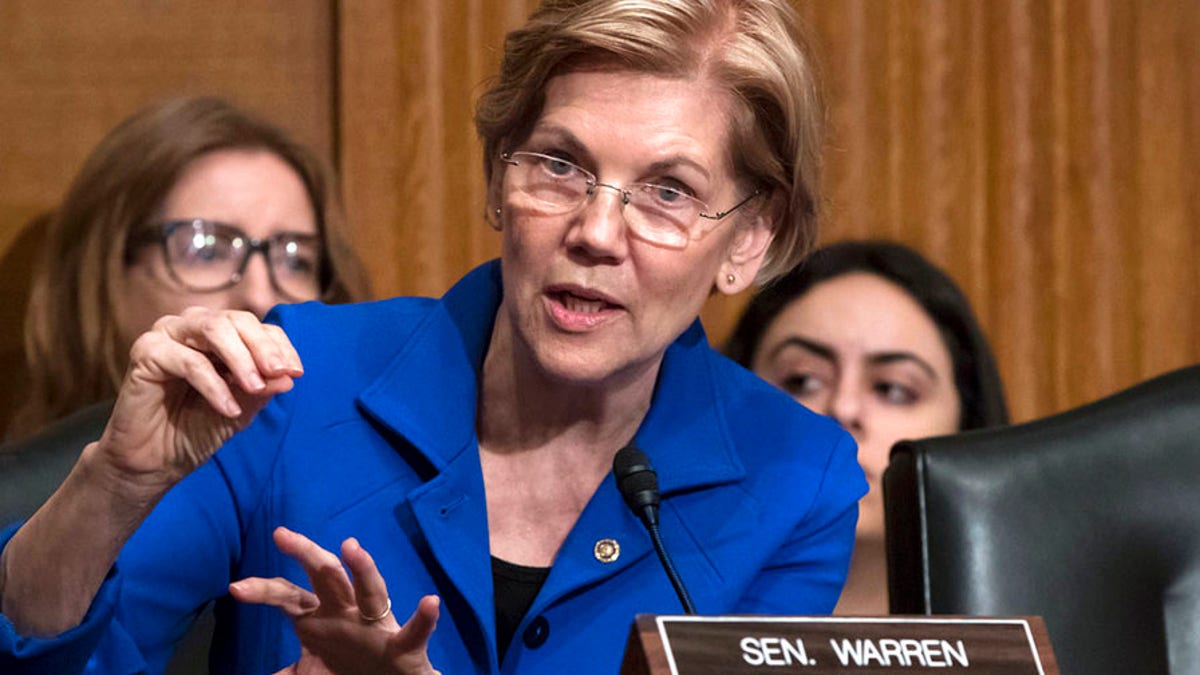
[644,512,696,615]
[614,445,697,616]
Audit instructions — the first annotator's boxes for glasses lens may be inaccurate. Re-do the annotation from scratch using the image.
[163,220,243,291]
[508,152,589,214]
[267,234,322,301]
[624,184,701,249]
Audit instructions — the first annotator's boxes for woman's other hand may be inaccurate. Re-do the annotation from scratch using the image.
[97,306,303,490]
[231,527,441,675]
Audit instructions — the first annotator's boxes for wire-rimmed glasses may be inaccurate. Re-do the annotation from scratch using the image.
[500,151,760,249]
[133,219,322,301]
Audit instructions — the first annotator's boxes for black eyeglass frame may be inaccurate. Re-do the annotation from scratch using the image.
[131,218,322,302]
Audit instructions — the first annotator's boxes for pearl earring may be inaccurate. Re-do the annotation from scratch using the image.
[726,274,736,284]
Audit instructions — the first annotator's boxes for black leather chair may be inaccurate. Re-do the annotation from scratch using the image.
[884,364,1200,675]
[0,401,112,525]
[1,401,212,674]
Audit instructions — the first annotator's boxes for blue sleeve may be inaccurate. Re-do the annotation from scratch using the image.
[111,459,246,672]
[735,432,865,614]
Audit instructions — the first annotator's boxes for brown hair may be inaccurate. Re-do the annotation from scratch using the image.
[475,0,824,283]
[9,96,371,439]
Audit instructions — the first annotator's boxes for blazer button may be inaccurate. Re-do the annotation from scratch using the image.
[523,615,550,649]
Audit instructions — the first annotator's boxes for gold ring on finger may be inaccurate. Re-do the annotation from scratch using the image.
[358,597,392,623]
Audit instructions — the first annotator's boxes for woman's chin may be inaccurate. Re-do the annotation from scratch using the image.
[854,499,886,542]
[526,348,618,387]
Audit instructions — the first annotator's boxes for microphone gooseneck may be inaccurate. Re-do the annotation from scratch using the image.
[613,445,697,615]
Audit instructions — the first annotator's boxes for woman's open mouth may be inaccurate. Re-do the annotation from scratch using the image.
[545,286,623,330]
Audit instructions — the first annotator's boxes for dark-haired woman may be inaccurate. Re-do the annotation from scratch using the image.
[727,240,1008,614]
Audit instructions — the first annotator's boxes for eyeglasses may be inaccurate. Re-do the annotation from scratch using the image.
[133,219,323,301]
[500,151,760,249]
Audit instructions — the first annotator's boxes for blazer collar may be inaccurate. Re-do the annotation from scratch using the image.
[356,262,499,470]
[634,320,747,493]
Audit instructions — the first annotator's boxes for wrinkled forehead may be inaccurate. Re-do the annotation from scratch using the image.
[526,68,740,173]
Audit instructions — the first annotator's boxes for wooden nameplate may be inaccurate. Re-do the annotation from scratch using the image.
[620,614,1059,674]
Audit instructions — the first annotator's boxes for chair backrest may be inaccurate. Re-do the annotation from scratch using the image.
[0,400,111,524]
[884,365,1200,675]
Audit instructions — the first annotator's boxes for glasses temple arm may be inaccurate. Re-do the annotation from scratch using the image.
[699,188,763,221]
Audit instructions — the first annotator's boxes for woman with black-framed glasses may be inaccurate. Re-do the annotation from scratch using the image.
[6,97,371,440]
[0,3,865,673]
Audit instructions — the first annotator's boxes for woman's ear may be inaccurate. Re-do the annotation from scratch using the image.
[715,200,777,296]
[485,158,504,231]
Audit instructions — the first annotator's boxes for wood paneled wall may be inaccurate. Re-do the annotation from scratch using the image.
[1,1,1196,434]
[798,0,1200,420]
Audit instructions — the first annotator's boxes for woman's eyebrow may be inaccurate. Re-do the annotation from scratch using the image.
[645,156,711,182]
[868,351,939,381]
[527,125,591,161]
[530,125,711,181]
[766,335,835,364]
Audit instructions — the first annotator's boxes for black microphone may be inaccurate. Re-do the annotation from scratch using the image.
[613,445,697,615]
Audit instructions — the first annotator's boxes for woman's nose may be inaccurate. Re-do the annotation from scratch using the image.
[235,252,282,319]
[563,187,629,262]
[828,378,864,434]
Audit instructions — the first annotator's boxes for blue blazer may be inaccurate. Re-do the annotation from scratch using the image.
[0,261,865,674]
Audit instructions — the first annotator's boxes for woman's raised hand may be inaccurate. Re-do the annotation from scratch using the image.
[96,307,303,489]
[231,527,441,675]
[0,307,303,637]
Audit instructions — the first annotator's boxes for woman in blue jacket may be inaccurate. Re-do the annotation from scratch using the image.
[0,1,866,673]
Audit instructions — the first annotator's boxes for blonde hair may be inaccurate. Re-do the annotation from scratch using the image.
[475,0,824,283]
[10,96,371,439]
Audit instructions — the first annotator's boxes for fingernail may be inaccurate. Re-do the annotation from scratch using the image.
[247,372,266,391]
[225,399,242,417]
